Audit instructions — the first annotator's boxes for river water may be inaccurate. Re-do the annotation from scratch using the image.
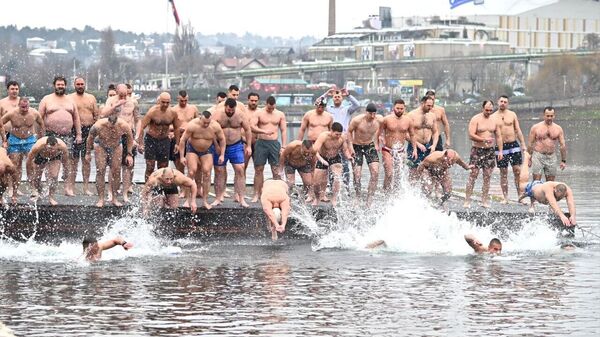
[1,116,599,336]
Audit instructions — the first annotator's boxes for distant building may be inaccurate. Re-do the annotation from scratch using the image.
[215,58,266,72]
[26,37,57,50]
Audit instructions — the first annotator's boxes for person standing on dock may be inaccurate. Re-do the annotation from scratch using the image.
[102,84,140,197]
[141,167,197,214]
[38,75,83,197]
[1,97,45,203]
[347,103,384,207]
[407,96,439,181]
[211,98,253,207]
[0,80,21,199]
[68,77,98,197]
[426,90,451,151]
[527,107,567,182]
[492,95,527,204]
[178,110,226,210]
[171,90,199,174]
[381,99,415,191]
[26,136,70,206]
[244,92,261,171]
[136,92,181,182]
[0,147,17,204]
[260,179,291,241]
[312,122,351,206]
[251,96,287,203]
[85,114,134,207]
[297,97,333,142]
[464,100,503,208]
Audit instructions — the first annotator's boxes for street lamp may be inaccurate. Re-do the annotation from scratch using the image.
[562,75,567,97]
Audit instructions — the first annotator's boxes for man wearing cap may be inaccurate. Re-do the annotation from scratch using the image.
[347,103,383,206]
[297,97,334,142]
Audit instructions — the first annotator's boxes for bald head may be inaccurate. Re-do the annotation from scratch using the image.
[116,84,127,98]
[159,92,171,110]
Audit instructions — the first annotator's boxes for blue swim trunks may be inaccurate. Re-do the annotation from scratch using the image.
[213,140,244,166]
[406,141,432,168]
[8,134,36,154]
[524,180,543,198]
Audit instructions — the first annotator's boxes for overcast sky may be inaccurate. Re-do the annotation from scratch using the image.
[0,0,555,39]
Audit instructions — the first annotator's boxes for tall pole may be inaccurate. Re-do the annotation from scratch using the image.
[328,0,336,36]
[165,1,169,90]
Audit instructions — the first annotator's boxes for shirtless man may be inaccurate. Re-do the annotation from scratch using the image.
[179,110,226,209]
[464,100,503,208]
[260,179,291,241]
[297,97,333,142]
[26,136,70,205]
[381,99,415,191]
[407,96,439,181]
[0,80,21,136]
[493,95,527,204]
[82,236,133,262]
[85,114,134,207]
[527,107,567,182]
[313,122,351,206]
[279,139,316,202]
[141,167,197,214]
[172,90,199,173]
[68,77,98,196]
[426,90,451,150]
[0,147,17,204]
[102,84,140,196]
[245,92,261,170]
[347,103,384,206]
[251,96,287,202]
[464,234,502,254]
[517,152,576,226]
[38,75,82,196]
[1,97,45,203]
[211,98,253,207]
[137,92,181,181]
[416,150,473,207]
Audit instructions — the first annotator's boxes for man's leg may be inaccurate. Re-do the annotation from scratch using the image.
[200,154,213,209]
[481,167,493,208]
[8,153,23,203]
[233,163,248,207]
[47,161,61,206]
[352,162,363,198]
[252,165,265,203]
[312,168,327,205]
[82,149,93,195]
[518,152,531,200]
[511,163,521,201]
[499,167,509,204]
[330,163,343,206]
[366,161,379,207]
[109,147,124,206]
[382,150,393,191]
[94,146,108,207]
[464,167,479,208]
[299,171,314,203]
[145,160,156,182]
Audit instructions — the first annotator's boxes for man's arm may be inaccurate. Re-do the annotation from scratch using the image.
[178,128,191,162]
[495,123,503,159]
[558,127,567,169]
[91,96,99,122]
[430,115,439,151]
[72,103,82,143]
[513,114,527,152]
[279,112,287,148]
[297,113,309,141]
[527,126,536,155]
[313,133,328,165]
[468,118,484,142]
[172,112,182,148]
[566,188,576,223]
[544,188,571,225]
[241,118,253,156]
[34,112,46,138]
[136,111,153,144]
[0,123,5,145]
[346,93,360,114]
[178,174,198,213]
[277,197,291,231]
[279,142,293,169]
[441,109,451,148]
[464,234,486,253]
[215,124,226,162]
[99,236,132,250]
[85,124,98,155]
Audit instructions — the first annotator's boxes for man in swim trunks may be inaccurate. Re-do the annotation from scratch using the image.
[137,92,181,181]
[26,136,70,205]
[38,75,83,197]
[179,110,226,209]
[381,99,415,191]
[172,90,199,173]
[407,96,439,181]
[0,80,21,197]
[416,149,474,207]
[347,103,384,206]
[464,234,502,254]
[82,236,133,262]
[251,96,287,202]
[260,179,291,241]
[313,122,351,206]
[0,147,17,205]
[464,100,503,208]
[492,95,527,204]
[68,77,98,196]
[426,90,451,151]
[279,139,316,203]
[85,114,134,207]
[141,167,197,214]
[527,106,567,182]
[210,98,253,207]
[517,152,576,226]
[1,97,45,203]
[244,92,261,171]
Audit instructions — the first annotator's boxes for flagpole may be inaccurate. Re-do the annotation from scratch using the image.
[165,0,169,90]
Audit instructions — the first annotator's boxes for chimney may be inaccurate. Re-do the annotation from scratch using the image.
[328,0,336,36]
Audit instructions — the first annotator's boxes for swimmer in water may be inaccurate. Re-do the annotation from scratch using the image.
[82,236,133,262]
[464,234,502,254]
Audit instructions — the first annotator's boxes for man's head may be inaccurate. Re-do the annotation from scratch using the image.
[443,149,456,164]
[159,92,171,111]
[482,100,494,117]
[82,237,98,253]
[421,96,434,113]
[74,77,86,95]
[265,96,276,113]
[543,107,555,125]
[116,84,127,99]
[216,91,227,103]
[425,90,436,102]
[6,80,20,98]
[247,92,260,110]
[18,97,29,113]
[107,89,117,98]
[497,95,509,111]
[224,98,237,117]
[227,85,240,100]
[201,110,211,127]
[178,90,188,107]
[46,135,58,147]
[331,122,343,138]
[393,99,405,117]
[553,183,568,200]
[108,113,118,125]
[315,97,327,113]
[488,238,502,254]
[161,167,175,185]
[125,83,133,97]
[332,90,343,107]
[365,102,377,120]
[53,75,67,96]
[302,139,313,151]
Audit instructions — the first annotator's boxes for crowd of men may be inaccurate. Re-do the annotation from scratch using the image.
[0,77,577,240]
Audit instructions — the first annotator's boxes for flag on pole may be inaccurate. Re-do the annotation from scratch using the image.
[168,0,181,26]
